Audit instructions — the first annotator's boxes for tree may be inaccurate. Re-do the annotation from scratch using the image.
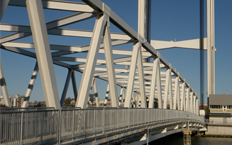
[64,97,72,106]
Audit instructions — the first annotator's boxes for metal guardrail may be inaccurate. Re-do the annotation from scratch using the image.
[0,108,204,145]
[0,107,55,112]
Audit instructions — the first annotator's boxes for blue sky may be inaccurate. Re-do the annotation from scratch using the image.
[1,0,232,103]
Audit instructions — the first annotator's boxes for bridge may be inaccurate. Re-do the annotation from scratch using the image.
[0,0,215,144]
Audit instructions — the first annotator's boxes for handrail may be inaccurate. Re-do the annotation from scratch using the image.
[0,108,204,145]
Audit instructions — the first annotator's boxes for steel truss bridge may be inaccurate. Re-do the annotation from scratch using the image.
[0,0,215,144]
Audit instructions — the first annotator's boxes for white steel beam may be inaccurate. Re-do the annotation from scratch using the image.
[137,46,147,108]
[168,70,173,109]
[75,14,106,108]
[0,24,131,41]
[26,0,60,109]
[193,95,196,114]
[22,62,39,107]
[60,69,73,107]
[138,0,147,39]
[156,60,162,109]
[9,0,94,13]
[103,18,119,107]
[174,76,179,110]
[163,69,171,109]
[0,59,11,107]
[190,92,193,113]
[149,58,159,108]
[1,12,96,43]
[207,0,215,96]
[186,88,190,112]
[54,39,133,57]
[0,0,10,21]
[1,45,73,71]
[49,28,131,40]
[180,83,185,111]
[150,38,208,50]
[207,0,212,97]
[212,0,215,94]
[124,42,140,108]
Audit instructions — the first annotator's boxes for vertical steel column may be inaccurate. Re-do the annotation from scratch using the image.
[168,70,173,109]
[211,0,215,94]
[190,92,193,113]
[138,0,147,40]
[207,0,212,97]
[186,88,190,112]
[0,0,10,21]
[195,98,197,114]
[0,59,11,107]
[196,98,199,115]
[76,14,106,108]
[193,95,196,114]
[124,42,140,108]
[22,62,39,107]
[180,83,185,111]
[71,71,78,100]
[137,0,148,108]
[156,61,162,109]
[26,0,60,109]
[60,69,73,107]
[103,17,119,107]
[163,69,171,109]
[104,84,110,106]
[149,58,159,108]
[174,76,180,110]
[207,0,215,96]
[93,78,99,107]
[137,47,147,108]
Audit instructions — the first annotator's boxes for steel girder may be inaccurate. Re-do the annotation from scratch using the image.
[0,0,199,114]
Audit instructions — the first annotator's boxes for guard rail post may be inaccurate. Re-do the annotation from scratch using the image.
[20,112,24,145]
[72,110,75,140]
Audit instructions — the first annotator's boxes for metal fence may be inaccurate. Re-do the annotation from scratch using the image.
[0,109,59,145]
[0,108,204,145]
[0,107,55,112]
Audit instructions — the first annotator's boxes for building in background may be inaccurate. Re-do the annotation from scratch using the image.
[209,94,232,124]
[9,95,24,107]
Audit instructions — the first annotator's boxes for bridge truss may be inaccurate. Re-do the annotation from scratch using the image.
[0,0,204,115]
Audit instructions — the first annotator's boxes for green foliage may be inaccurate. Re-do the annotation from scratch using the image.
[64,97,72,106]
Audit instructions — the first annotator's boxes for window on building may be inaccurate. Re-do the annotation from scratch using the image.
[210,105,223,109]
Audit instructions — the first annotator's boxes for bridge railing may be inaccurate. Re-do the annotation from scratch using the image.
[0,107,55,112]
[0,109,59,145]
[0,108,204,145]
